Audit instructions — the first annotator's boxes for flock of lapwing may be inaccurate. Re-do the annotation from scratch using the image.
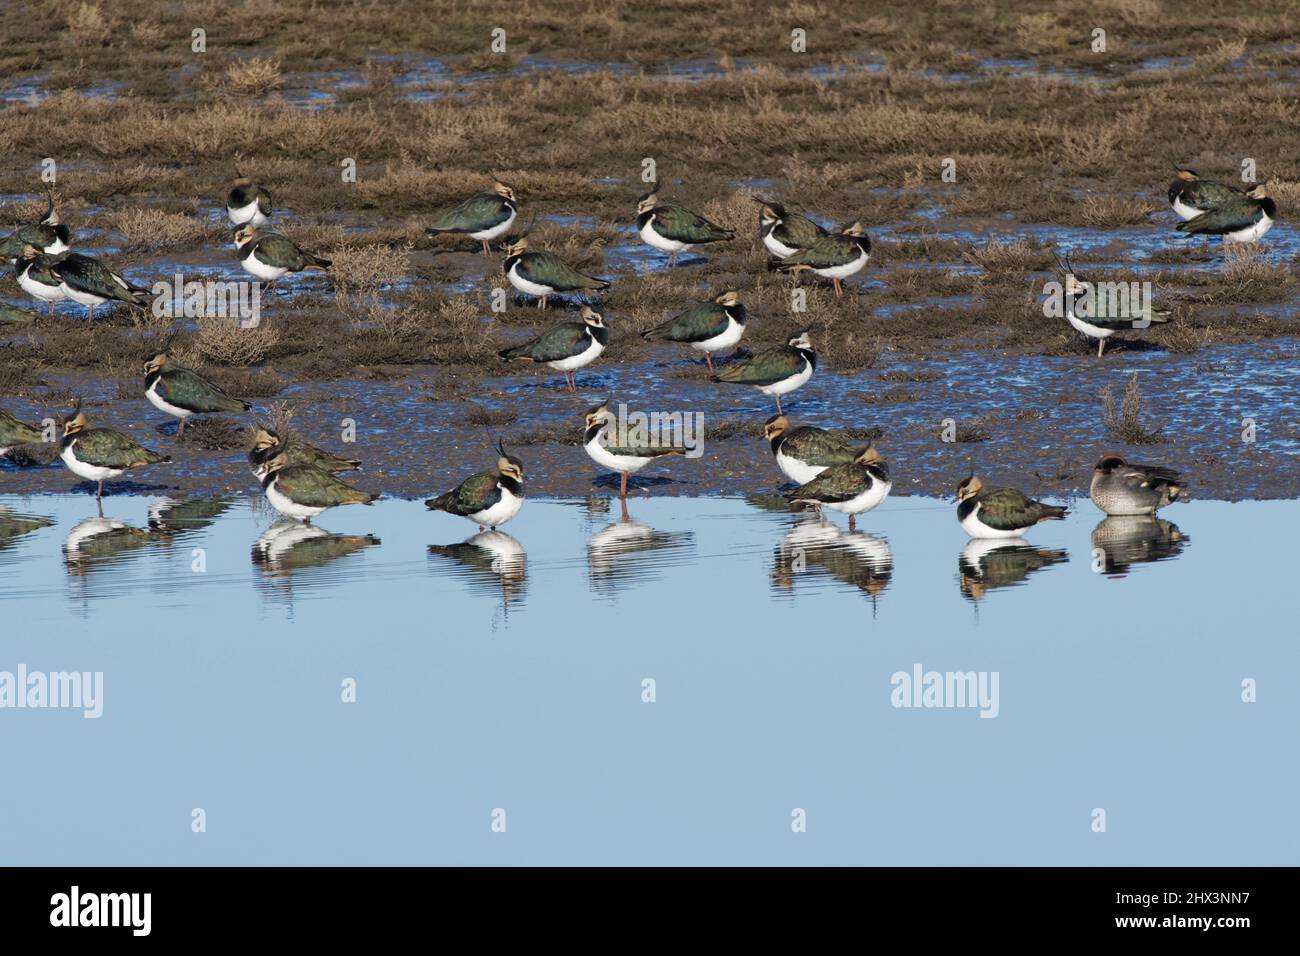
[0,162,1273,537]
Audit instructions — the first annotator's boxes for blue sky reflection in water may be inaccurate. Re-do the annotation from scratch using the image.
[0,493,1293,865]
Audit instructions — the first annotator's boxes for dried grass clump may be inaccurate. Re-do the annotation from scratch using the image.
[963,238,1045,275]
[66,3,108,44]
[328,243,411,292]
[193,316,280,366]
[226,58,283,96]
[1101,372,1163,444]
[115,209,209,249]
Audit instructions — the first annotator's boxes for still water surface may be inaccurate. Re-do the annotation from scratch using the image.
[0,493,1293,864]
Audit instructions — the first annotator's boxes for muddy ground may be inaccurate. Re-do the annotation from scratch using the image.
[1,0,1297,502]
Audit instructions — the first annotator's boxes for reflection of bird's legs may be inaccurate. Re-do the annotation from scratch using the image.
[620,496,630,521]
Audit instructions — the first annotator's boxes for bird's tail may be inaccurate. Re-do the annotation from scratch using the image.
[308,255,332,270]
[424,492,452,512]
[1037,504,1068,522]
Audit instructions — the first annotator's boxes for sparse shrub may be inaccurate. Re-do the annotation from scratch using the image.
[1101,373,1163,444]
[226,58,283,96]
[116,209,209,249]
[66,3,107,44]
[194,316,280,366]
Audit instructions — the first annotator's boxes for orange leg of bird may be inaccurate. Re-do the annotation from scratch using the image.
[775,394,784,415]
[1098,338,1106,358]
[833,277,843,298]
[620,471,628,499]
[705,353,714,372]
[48,302,55,318]
[86,305,94,320]
[849,514,856,532]
[482,240,492,256]
[96,480,104,499]
[178,417,187,437]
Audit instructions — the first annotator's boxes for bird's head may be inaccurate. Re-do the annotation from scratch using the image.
[63,412,88,438]
[787,329,813,350]
[492,179,515,201]
[1095,453,1127,473]
[580,306,606,330]
[636,188,659,215]
[762,414,789,441]
[715,290,740,308]
[495,439,524,482]
[957,474,983,502]
[143,352,170,375]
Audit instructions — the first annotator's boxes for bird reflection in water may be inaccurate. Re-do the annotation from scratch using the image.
[958,538,1067,603]
[1091,516,1188,578]
[771,518,893,607]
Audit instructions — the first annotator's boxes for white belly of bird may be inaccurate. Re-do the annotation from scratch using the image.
[691,316,744,353]
[507,261,554,297]
[640,218,688,253]
[470,486,523,528]
[145,380,190,421]
[60,283,108,308]
[472,209,516,242]
[227,200,268,227]
[824,478,891,516]
[60,443,122,482]
[762,230,800,259]
[265,479,327,520]
[960,503,1028,539]
[1170,196,1204,221]
[18,267,65,303]
[812,249,868,280]
[1226,212,1273,243]
[241,251,289,282]
[759,359,813,397]
[775,450,827,486]
[585,434,652,475]
[1066,309,1114,340]
[547,336,604,372]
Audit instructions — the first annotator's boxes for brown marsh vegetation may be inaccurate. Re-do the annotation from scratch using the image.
[0,0,1297,499]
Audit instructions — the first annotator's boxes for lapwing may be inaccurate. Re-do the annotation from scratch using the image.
[710,329,815,413]
[258,453,377,523]
[756,198,828,258]
[233,225,331,294]
[762,414,856,486]
[15,245,68,316]
[583,401,687,500]
[59,412,169,499]
[0,406,43,457]
[776,221,871,297]
[143,353,251,436]
[50,253,150,320]
[498,305,608,391]
[424,440,525,531]
[1167,167,1245,221]
[784,445,891,531]
[0,193,71,262]
[635,187,734,266]
[428,530,527,610]
[426,179,518,256]
[1057,253,1170,356]
[1090,454,1183,515]
[249,426,360,475]
[640,290,746,371]
[226,168,273,227]
[502,237,609,309]
[956,475,1066,539]
[1176,185,1275,243]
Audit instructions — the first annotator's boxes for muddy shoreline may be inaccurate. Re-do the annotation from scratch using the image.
[3,331,1295,503]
